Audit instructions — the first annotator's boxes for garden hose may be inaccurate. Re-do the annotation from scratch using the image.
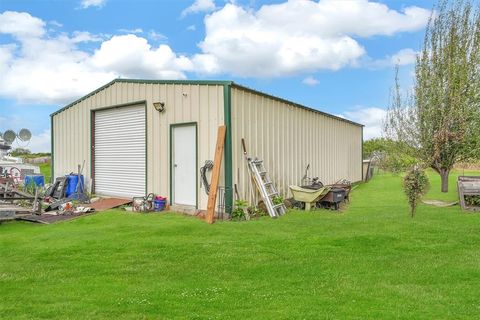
[200,160,214,195]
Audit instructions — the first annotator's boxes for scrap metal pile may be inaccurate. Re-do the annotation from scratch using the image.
[0,176,42,221]
[0,159,94,223]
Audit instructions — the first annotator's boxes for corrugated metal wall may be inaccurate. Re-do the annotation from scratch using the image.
[231,86,363,204]
[52,81,225,209]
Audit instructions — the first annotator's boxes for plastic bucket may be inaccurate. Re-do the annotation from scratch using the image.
[153,199,166,211]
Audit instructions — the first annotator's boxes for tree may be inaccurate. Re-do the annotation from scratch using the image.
[363,138,391,158]
[363,138,417,173]
[11,148,31,157]
[385,0,480,192]
[403,166,430,217]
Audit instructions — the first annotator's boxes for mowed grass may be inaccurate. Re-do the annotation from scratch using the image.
[1,171,480,319]
[38,161,51,183]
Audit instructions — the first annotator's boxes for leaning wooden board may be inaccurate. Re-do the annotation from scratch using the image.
[206,126,226,224]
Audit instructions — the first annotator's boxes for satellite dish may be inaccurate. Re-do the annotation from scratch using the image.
[3,130,16,144]
[18,128,32,142]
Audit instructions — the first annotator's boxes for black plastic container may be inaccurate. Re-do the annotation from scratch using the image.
[320,188,346,210]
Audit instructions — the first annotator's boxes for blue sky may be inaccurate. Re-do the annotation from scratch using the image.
[0,0,436,151]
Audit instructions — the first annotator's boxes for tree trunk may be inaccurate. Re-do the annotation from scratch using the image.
[440,169,450,193]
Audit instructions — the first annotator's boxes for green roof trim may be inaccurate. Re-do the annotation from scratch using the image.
[115,79,233,85]
[51,78,363,127]
[50,79,233,117]
[230,83,363,128]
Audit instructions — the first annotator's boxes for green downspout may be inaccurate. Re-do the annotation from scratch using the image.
[361,126,364,182]
[50,115,54,183]
[223,84,233,214]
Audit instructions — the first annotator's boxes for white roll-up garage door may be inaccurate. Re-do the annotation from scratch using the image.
[94,104,146,198]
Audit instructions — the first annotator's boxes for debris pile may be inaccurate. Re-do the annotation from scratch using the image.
[0,161,97,224]
[131,193,168,212]
[0,176,42,222]
[289,164,352,211]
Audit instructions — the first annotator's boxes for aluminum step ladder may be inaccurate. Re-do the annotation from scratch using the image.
[247,158,287,218]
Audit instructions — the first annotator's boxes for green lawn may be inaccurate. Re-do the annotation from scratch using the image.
[1,171,480,319]
[38,161,51,183]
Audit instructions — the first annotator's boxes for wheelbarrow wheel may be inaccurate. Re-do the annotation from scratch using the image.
[291,200,305,210]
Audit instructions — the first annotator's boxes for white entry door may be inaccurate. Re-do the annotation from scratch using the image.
[172,124,196,206]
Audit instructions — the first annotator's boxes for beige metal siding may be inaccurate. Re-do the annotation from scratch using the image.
[231,86,363,203]
[52,82,224,210]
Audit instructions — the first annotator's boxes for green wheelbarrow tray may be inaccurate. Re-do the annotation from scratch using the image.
[289,185,331,210]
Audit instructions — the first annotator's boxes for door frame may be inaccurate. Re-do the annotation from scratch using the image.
[169,122,198,208]
[90,100,147,195]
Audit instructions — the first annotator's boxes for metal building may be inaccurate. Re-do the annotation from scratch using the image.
[51,79,363,213]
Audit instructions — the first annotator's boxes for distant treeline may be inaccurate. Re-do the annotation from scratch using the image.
[10,148,51,159]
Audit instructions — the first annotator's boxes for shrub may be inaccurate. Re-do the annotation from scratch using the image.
[386,153,418,174]
[465,195,480,207]
[403,166,430,217]
[231,199,248,221]
[272,195,284,205]
[247,206,267,219]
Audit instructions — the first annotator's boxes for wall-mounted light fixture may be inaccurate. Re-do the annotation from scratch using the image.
[153,102,165,113]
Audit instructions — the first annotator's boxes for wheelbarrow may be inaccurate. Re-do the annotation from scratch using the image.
[289,185,331,210]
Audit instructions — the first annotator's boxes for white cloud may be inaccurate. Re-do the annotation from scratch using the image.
[80,0,106,9]
[148,30,168,41]
[118,28,143,34]
[389,48,418,66]
[0,11,45,38]
[90,34,192,79]
[302,76,319,86]
[49,20,63,28]
[187,24,196,31]
[0,115,24,130]
[193,1,430,77]
[182,0,216,17]
[27,129,51,153]
[71,31,104,43]
[368,48,419,69]
[341,107,387,140]
[0,11,192,104]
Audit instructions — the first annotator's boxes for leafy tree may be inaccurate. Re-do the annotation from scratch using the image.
[385,0,480,192]
[11,148,31,156]
[403,166,430,217]
[363,138,417,173]
[363,138,391,158]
